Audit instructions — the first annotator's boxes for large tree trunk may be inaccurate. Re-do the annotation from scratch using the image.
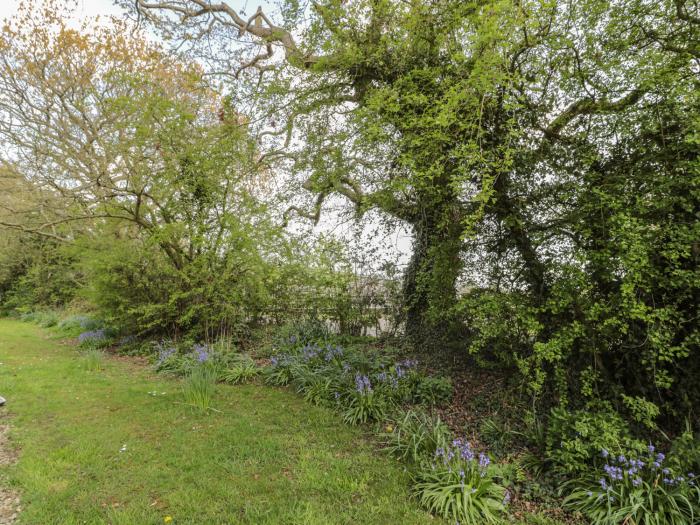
[402,207,463,347]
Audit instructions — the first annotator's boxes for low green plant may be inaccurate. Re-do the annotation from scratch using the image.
[410,375,453,406]
[57,314,102,334]
[263,355,297,386]
[412,438,507,524]
[182,363,217,412]
[381,409,450,464]
[563,445,700,525]
[19,310,59,327]
[480,418,516,457]
[343,385,388,425]
[81,348,105,371]
[221,357,260,385]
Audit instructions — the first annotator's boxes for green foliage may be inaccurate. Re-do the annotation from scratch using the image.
[181,363,217,412]
[342,388,388,426]
[669,427,700,475]
[261,337,450,425]
[480,418,516,458]
[19,310,59,328]
[546,404,645,475]
[380,409,450,464]
[412,439,506,524]
[408,376,453,407]
[80,348,105,372]
[220,357,260,385]
[564,450,700,525]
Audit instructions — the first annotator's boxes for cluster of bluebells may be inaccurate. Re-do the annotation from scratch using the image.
[78,329,107,344]
[301,343,321,361]
[595,444,696,494]
[323,345,343,361]
[354,374,372,394]
[192,344,210,363]
[394,358,418,379]
[434,438,492,479]
[156,344,176,364]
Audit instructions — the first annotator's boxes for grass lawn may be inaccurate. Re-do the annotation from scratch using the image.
[0,319,437,524]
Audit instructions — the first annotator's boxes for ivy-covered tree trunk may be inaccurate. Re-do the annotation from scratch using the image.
[402,205,463,347]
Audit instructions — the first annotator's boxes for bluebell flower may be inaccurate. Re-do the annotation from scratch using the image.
[601,449,609,458]
[478,453,490,469]
[157,346,176,364]
[354,374,372,394]
[193,344,209,362]
[632,477,642,487]
[78,329,107,343]
[647,443,655,454]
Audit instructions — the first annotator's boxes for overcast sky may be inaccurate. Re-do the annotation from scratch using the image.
[0,0,123,22]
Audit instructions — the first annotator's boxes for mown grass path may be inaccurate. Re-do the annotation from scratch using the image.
[0,320,434,524]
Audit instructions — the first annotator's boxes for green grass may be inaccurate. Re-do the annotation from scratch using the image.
[0,320,436,524]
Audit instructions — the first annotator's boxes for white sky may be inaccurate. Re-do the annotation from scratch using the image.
[0,0,123,22]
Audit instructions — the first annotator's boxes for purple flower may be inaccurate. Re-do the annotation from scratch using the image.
[632,477,642,487]
[478,453,490,469]
[354,374,372,394]
[647,443,655,454]
[503,490,511,505]
[157,346,176,363]
[78,329,107,343]
[600,478,608,490]
[193,344,209,362]
[601,449,609,458]
[270,356,278,366]
[656,452,665,463]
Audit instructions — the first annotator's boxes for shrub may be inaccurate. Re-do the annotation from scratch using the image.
[546,404,645,475]
[221,357,260,385]
[564,445,700,525]
[380,409,450,464]
[669,426,700,475]
[412,438,507,524]
[182,363,217,412]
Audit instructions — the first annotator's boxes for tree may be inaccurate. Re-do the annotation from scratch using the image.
[0,1,280,337]
[129,0,694,344]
